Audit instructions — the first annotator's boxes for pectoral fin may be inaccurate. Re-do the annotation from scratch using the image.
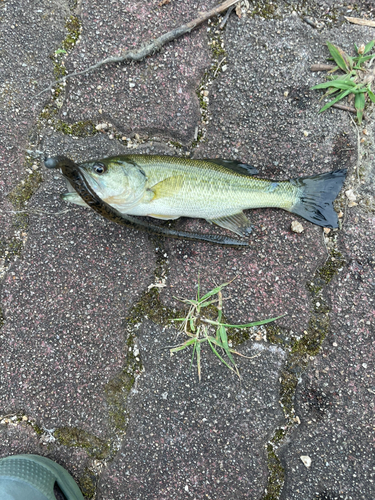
[151,175,184,200]
[61,192,88,207]
[207,212,253,237]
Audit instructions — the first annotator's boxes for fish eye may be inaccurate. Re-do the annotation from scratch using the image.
[93,163,107,175]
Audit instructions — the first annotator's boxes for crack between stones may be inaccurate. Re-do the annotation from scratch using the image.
[260,233,347,500]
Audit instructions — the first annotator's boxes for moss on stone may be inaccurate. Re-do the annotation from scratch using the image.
[55,120,97,137]
[262,241,345,498]
[78,468,97,500]
[292,314,330,356]
[193,19,229,148]
[29,422,44,436]
[169,140,184,149]
[266,324,288,346]
[247,0,279,20]
[317,249,345,284]
[0,238,23,262]
[7,171,43,210]
[54,427,110,460]
[62,15,81,52]
[104,339,138,434]
[263,446,285,500]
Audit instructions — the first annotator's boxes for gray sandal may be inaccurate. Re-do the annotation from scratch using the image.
[0,454,84,500]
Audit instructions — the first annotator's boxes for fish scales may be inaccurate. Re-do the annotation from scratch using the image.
[128,155,298,218]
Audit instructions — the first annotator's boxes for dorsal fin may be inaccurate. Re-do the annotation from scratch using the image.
[203,159,259,176]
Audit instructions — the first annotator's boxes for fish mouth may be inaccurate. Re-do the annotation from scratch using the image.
[61,166,100,194]
[76,166,102,192]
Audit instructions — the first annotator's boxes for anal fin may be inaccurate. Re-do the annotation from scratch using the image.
[207,212,253,237]
[148,214,180,220]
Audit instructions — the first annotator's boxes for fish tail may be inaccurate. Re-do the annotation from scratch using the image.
[289,169,347,228]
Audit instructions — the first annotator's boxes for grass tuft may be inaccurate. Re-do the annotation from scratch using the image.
[169,278,284,381]
[312,40,375,123]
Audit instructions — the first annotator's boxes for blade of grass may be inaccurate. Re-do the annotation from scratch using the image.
[311,80,356,90]
[190,316,195,332]
[190,341,197,372]
[367,89,375,103]
[318,88,352,113]
[199,298,221,308]
[170,338,198,352]
[217,290,223,324]
[217,325,237,366]
[196,341,201,381]
[326,42,353,72]
[353,54,375,64]
[355,92,366,124]
[207,337,240,376]
[364,40,375,54]
[204,313,285,329]
[199,282,230,302]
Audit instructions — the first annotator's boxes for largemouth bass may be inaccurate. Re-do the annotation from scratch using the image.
[45,154,347,241]
[44,156,249,246]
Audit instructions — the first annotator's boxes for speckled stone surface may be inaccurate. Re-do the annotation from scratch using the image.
[279,200,375,500]
[0,0,69,239]
[1,1,375,499]
[61,0,213,144]
[98,321,286,500]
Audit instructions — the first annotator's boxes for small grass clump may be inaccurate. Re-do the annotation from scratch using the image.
[170,279,284,381]
[312,40,375,123]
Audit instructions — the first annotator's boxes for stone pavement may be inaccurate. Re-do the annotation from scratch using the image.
[1,1,374,499]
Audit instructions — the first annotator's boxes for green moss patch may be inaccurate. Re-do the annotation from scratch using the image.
[53,427,110,460]
[263,446,285,500]
[78,468,97,500]
[55,120,97,138]
[317,249,345,284]
[8,171,43,210]
[247,0,279,19]
[104,334,141,434]
[62,16,81,52]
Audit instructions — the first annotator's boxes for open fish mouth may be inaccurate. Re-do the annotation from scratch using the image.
[75,166,101,191]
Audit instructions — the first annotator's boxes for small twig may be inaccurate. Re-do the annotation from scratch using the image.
[345,16,375,27]
[213,56,227,78]
[349,114,361,183]
[303,17,317,28]
[321,230,329,254]
[0,208,73,216]
[310,64,336,72]
[35,0,240,98]
[219,5,235,28]
[25,149,45,158]
[332,103,367,120]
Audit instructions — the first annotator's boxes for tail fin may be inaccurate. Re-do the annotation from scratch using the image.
[290,169,347,228]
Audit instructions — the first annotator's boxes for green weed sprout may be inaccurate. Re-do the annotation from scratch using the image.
[311,40,375,123]
[170,279,284,381]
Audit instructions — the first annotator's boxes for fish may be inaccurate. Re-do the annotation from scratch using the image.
[45,154,347,242]
[44,155,249,247]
